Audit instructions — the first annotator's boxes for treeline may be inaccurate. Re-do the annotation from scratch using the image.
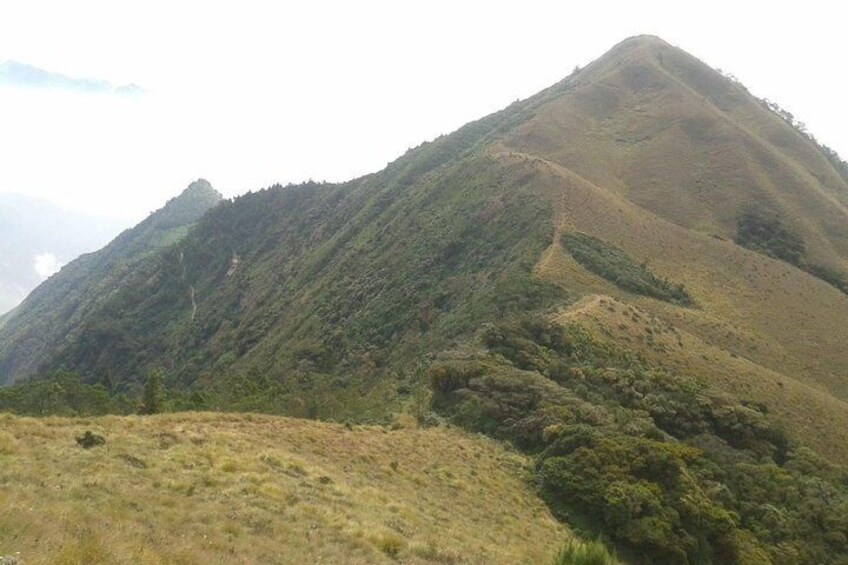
[431,318,848,564]
[0,371,134,416]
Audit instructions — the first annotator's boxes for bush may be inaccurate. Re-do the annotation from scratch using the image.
[428,360,485,397]
[553,538,619,565]
[76,431,106,449]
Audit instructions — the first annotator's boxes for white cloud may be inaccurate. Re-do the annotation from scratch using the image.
[0,1,845,223]
[34,253,61,278]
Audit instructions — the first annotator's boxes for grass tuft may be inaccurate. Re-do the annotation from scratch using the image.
[553,538,619,565]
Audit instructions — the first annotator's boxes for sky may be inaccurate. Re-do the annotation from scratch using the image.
[0,0,846,223]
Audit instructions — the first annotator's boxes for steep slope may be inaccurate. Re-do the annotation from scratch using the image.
[0,194,122,314]
[0,180,222,383]
[0,412,567,563]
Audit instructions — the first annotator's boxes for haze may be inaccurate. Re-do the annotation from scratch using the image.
[1,0,845,223]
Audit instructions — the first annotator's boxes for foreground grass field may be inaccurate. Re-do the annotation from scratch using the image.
[0,412,568,564]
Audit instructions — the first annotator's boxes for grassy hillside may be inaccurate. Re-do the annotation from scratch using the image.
[2,36,845,423]
[0,412,568,564]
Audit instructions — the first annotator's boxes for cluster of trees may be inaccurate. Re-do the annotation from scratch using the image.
[736,208,848,295]
[760,99,848,183]
[0,370,164,417]
[561,232,693,305]
[431,318,848,564]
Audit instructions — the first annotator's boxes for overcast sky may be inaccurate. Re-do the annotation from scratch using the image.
[0,0,845,223]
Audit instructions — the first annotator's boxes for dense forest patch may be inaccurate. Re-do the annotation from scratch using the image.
[735,209,848,295]
[560,232,693,305]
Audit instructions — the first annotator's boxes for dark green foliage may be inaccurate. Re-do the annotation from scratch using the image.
[139,370,165,415]
[735,209,806,266]
[76,430,106,449]
[561,233,693,306]
[432,318,848,564]
[0,371,132,416]
[735,209,848,295]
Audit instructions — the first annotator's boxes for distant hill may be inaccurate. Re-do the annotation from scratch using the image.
[0,194,123,315]
[0,179,222,379]
[0,60,144,94]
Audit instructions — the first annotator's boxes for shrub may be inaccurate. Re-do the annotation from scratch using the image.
[76,431,106,449]
[553,538,619,565]
[428,360,485,397]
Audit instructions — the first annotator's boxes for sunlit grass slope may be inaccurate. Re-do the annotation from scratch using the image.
[0,412,567,564]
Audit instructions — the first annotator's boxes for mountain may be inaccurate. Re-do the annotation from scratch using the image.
[0,194,123,315]
[2,36,848,563]
[0,60,145,94]
[4,37,844,428]
[0,179,222,380]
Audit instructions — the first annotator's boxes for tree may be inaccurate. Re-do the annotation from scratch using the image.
[139,370,165,414]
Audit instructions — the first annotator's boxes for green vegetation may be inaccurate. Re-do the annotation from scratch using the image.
[0,371,132,416]
[554,538,619,565]
[139,370,164,414]
[432,318,848,564]
[561,232,692,305]
[735,209,806,266]
[736,209,848,294]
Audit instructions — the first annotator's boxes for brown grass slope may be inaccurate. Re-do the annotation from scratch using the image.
[503,36,848,461]
[0,412,567,564]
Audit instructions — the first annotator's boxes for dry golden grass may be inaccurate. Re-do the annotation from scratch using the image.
[0,412,567,564]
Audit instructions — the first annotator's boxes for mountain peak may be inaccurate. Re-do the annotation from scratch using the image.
[164,179,222,210]
[617,34,669,47]
[152,179,222,228]
[588,33,675,69]
[181,178,220,199]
